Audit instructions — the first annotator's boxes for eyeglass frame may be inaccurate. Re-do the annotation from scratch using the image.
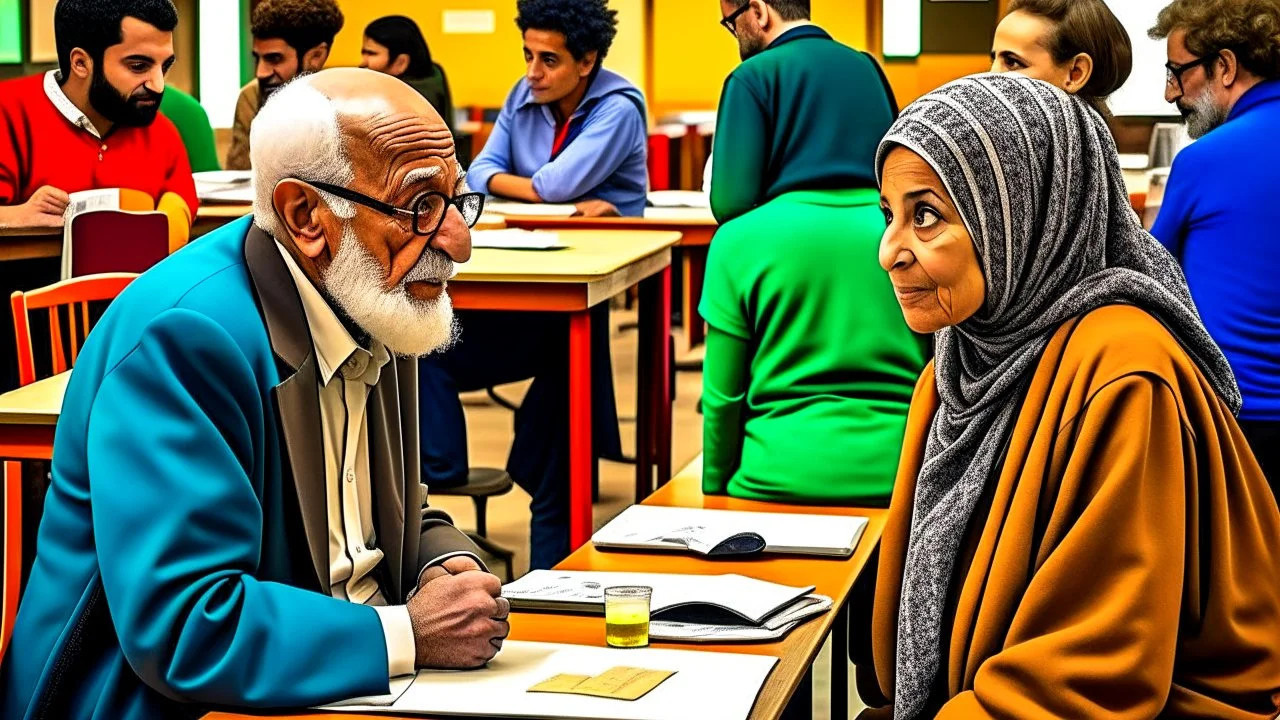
[720,2,751,36]
[300,179,486,237]
[1165,52,1220,96]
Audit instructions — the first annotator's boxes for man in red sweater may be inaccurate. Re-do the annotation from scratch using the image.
[0,0,197,246]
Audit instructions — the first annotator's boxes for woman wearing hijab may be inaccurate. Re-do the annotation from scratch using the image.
[861,73,1280,719]
[699,45,927,504]
[990,0,1133,114]
[360,16,454,132]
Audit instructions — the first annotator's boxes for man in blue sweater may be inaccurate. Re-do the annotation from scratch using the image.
[420,0,644,570]
[1150,0,1280,502]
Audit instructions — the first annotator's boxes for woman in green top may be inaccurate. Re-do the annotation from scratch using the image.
[700,22,924,503]
[360,16,455,134]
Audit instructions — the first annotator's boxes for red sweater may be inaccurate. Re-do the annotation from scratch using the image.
[0,73,198,218]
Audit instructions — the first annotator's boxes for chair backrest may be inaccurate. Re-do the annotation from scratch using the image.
[70,210,168,277]
[10,273,137,387]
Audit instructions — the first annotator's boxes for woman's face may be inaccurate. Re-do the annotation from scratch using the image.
[360,37,408,77]
[879,147,986,334]
[990,10,1091,95]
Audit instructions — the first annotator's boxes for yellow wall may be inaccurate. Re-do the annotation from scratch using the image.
[650,0,869,117]
[330,0,646,111]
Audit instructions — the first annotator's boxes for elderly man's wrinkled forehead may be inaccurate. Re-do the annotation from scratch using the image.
[336,99,460,191]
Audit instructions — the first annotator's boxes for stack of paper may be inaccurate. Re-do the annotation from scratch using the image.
[470,229,567,250]
[319,641,778,720]
[646,190,710,208]
[484,200,578,217]
[503,570,831,642]
[194,170,254,204]
[592,506,868,558]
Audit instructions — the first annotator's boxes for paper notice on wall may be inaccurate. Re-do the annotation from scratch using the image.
[443,10,496,34]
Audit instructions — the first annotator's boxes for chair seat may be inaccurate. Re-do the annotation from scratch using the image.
[431,468,514,498]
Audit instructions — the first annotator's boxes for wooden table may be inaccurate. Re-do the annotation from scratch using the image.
[0,372,67,461]
[450,230,679,545]
[0,225,59,262]
[207,455,887,720]
[500,209,718,349]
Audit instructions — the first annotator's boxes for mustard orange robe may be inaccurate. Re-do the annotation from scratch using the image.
[863,305,1280,719]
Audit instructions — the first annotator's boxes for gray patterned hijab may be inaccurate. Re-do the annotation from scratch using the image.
[874,73,1239,719]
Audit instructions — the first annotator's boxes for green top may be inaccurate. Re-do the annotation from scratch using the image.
[699,188,928,504]
[710,26,895,224]
[406,64,455,134]
[159,86,220,173]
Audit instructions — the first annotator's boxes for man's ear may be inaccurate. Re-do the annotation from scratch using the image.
[751,0,771,32]
[69,48,93,81]
[1218,48,1240,87]
[303,43,330,72]
[273,180,329,259]
[1064,53,1094,94]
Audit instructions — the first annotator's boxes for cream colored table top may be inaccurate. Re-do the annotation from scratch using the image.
[0,372,69,425]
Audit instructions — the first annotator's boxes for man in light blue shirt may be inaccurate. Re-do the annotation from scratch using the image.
[422,0,644,571]
[468,0,648,217]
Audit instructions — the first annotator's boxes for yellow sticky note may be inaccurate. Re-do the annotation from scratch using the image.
[574,666,675,700]
[529,674,594,693]
[527,666,676,701]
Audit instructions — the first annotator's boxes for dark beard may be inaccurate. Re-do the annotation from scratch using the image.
[89,65,162,128]
[258,76,285,104]
[738,32,768,61]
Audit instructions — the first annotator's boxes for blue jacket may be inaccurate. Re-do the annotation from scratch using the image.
[1,217,478,718]
[1152,80,1280,421]
[468,68,649,217]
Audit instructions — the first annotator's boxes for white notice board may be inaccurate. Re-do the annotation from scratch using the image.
[1104,0,1181,117]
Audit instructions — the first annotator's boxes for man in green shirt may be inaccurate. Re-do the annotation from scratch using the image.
[701,0,924,503]
[711,0,897,223]
[159,86,219,172]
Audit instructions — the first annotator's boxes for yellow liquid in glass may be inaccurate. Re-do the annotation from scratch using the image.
[605,606,650,648]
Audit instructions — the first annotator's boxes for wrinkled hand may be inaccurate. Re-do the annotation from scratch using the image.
[572,199,621,218]
[418,555,485,587]
[2,186,69,229]
[407,567,510,669]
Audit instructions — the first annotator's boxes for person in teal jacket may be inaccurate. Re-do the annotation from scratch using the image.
[158,86,221,172]
[0,70,508,718]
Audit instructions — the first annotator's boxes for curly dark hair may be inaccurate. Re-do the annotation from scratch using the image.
[54,0,178,79]
[251,0,345,57]
[1150,0,1280,80]
[516,0,618,65]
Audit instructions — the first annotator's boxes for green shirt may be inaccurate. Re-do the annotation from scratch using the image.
[710,26,895,224]
[158,87,220,173]
[699,189,928,503]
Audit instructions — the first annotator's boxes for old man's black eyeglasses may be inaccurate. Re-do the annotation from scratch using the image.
[303,180,486,237]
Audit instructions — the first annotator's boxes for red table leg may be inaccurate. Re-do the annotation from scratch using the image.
[568,311,593,550]
[682,246,708,350]
[635,283,655,502]
[655,266,673,486]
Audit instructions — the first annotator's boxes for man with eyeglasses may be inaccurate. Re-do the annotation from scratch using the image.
[1,69,509,718]
[1149,0,1280,505]
[710,0,896,223]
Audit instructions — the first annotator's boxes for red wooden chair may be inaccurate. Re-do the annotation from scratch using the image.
[1,273,137,661]
[69,209,169,277]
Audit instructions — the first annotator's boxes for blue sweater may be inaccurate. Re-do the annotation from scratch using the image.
[1152,80,1280,422]
[468,68,649,217]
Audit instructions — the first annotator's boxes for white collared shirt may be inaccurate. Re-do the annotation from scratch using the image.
[44,70,104,140]
[274,242,417,678]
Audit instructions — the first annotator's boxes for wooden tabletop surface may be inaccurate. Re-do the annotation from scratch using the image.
[0,371,69,425]
[207,456,887,720]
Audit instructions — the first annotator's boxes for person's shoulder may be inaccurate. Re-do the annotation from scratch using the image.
[1055,304,1194,394]
[0,73,46,109]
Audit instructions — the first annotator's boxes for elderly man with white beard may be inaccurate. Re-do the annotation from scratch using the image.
[0,68,508,718]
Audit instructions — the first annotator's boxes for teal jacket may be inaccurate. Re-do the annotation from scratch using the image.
[1,217,477,718]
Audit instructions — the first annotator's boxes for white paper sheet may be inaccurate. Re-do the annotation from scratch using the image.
[194,170,255,204]
[318,641,777,720]
[503,571,814,625]
[651,595,833,643]
[592,506,868,558]
[484,201,578,217]
[646,191,710,209]
[470,229,567,250]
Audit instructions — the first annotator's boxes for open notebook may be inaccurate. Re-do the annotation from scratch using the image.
[592,506,868,558]
[318,641,777,720]
[503,571,830,643]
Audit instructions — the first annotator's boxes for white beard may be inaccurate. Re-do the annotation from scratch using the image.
[321,223,458,357]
